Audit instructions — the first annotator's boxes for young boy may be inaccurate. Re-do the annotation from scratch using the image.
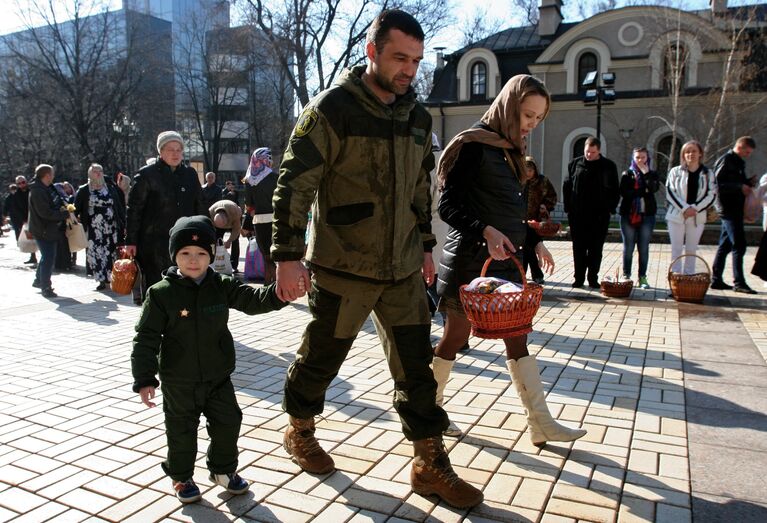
[131,215,290,503]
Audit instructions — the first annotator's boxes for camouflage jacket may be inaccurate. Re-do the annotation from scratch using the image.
[271,65,436,281]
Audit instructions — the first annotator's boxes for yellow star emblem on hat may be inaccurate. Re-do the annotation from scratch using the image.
[180,309,189,317]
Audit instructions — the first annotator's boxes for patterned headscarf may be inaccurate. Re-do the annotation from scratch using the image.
[437,75,550,188]
[243,147,273,186]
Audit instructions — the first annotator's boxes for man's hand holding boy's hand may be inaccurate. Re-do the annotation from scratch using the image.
[139,386,157,408]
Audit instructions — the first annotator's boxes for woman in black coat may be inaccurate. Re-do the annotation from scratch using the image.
[433,75,586,447]
[124,132,204,301]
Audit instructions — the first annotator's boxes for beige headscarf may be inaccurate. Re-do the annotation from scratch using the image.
[436,74,550,188]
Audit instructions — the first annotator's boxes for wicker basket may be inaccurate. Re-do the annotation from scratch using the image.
[111,248,138,295]
[536,221,562,238]
[528,219,561,238]
[668,254,710,303]
[459,255,543,339]
[600,273,634,298]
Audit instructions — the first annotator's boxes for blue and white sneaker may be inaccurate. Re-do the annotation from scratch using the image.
[209,472,249,495]
[172,479,201,503]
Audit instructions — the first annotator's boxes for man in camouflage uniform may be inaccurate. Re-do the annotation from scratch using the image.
[271,9,483,509]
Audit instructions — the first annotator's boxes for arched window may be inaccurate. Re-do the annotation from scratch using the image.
[578,52,598,91]
[663,43,687,92]
[656,135,682,175]
[471,61,487,99]
[572,136,588,162]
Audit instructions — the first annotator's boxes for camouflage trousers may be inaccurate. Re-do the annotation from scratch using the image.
[282,268,449,441]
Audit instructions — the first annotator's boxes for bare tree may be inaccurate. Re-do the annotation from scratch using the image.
[1,0,145,177]
[460,8,504,47]
[238,0,452,106]
[174,17,294,173]
[511,0,538,25]
[174,14,239,174]
[643,5,764,171]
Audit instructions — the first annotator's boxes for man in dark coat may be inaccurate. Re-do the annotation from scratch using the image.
[28,164,70,297]
[7,176,37,264]
[563,136,620,288]
[201,172,221,209]
[125,131,204,301]
[711,136,757,294]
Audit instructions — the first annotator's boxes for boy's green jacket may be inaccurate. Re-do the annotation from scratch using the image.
[131,267,286,392]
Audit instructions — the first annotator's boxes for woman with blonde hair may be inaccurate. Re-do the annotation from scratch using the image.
[74,163,125,290]
[433,74,586,446]
[665,140,716,274]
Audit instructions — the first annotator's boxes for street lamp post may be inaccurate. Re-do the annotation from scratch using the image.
[112,116,139,174]
[582,71,616,140]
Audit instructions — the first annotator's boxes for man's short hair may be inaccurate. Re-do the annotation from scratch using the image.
[35,164,53,178]
[736,136,756,149]
[366,9,424,50]
[585,136,601,149]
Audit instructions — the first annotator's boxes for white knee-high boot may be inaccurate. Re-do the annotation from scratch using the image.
[506,356,586,447]
[432,356,462,437]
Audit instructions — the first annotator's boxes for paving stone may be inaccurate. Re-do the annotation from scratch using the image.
[0,486,47,512]
[618,495,655,522]
[57,487,117,514]
[0,240,764,522]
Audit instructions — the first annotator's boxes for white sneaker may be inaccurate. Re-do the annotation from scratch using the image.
[443,419,463,437]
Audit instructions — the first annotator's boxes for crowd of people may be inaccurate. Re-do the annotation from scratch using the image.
[2,7,767,511]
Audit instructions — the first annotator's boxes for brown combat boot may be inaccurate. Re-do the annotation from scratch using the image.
[283,416,335,474]
[411,436,484,509]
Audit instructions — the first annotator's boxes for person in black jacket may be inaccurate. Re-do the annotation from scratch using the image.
[563,136,620,288]
[201,172,221,209]
[124,131,204,302]
[435,74,586,448]
[7,176,37,264]
[711,136,757,294]
[28,164,70,298]
[618,147,660,288]
[243,147,277,282]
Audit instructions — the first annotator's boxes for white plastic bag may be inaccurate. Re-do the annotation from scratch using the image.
[17,223,38,253]
[212,238,233,275]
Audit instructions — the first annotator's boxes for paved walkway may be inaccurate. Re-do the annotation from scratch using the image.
[0,232,765,522]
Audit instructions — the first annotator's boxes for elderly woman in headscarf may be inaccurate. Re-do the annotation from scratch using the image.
[74,163,125,290]
[243,147,278,282]
[432,75,587,447]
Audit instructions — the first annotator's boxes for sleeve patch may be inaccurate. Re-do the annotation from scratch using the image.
[294,108,319,138]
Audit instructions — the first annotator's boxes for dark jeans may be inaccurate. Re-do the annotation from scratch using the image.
[569,213,610,284]
[215,228,240,271]
[712,217,747,286]
[620,215,655,278]
[35,238,57,290]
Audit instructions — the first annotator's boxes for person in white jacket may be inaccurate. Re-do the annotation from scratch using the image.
[760,173,767,232]
[665,140,716,274]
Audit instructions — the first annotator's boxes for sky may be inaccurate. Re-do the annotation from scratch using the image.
[1,0,762,45]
